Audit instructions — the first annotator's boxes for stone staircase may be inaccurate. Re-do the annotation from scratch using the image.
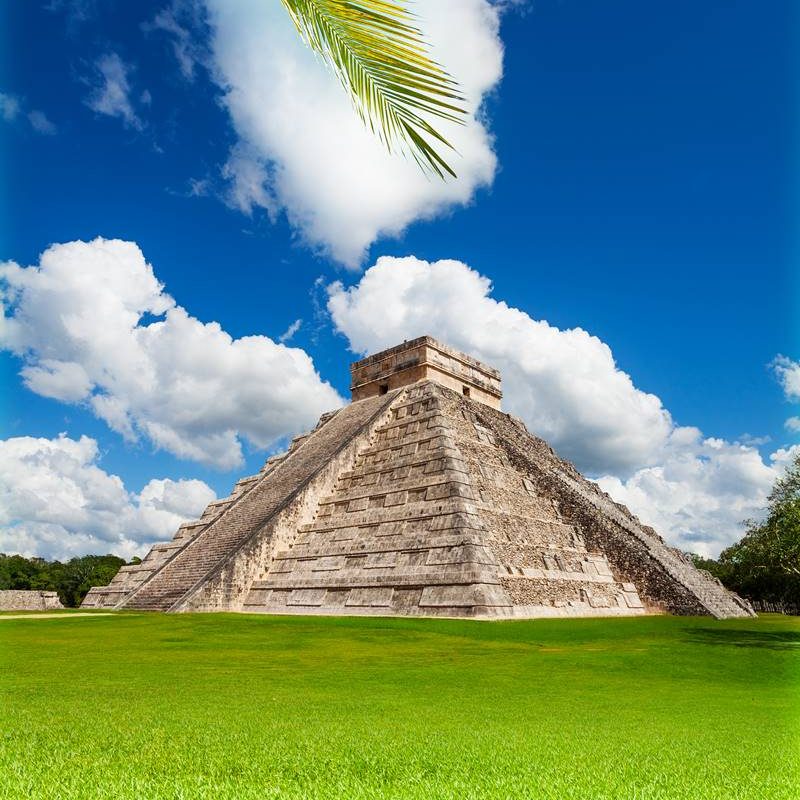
[121,398,390,611]
[82,470,265,609]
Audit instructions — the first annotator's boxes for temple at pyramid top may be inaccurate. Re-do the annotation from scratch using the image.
[350,336,503,409]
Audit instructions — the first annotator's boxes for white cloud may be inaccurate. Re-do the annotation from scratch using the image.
[773,355,800,401]
[20,359,93,402]
[204,0,502,266]
[596,434,793,558]
[279,318,302,344]
[27,109,57,135]
[45,0,96,26]
[145,0,209,81]
[187,177,211,197]
[221,144,276,217]
[1,238,343,469]
[84,53,145,130]
[0,92,20,121]
[0,433,216,560]
[328,255,672,475]
[771,355,800,436]
[328,254,790,556]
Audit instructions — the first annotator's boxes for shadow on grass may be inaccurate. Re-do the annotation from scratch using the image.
[684,627,800,651]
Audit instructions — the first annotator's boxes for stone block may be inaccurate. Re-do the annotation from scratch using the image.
[312,556,346,572]
[346,588,394,607]
[384,491,408,507]
[623,591,644,608]
[287,589,326,606]
[365,552,398,569]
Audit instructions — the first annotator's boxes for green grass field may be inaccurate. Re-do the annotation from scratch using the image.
[1,612,798,800]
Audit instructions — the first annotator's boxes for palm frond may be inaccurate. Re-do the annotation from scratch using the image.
[279,0,466,178]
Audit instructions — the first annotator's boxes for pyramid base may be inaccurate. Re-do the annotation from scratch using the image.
[238,604,648,619]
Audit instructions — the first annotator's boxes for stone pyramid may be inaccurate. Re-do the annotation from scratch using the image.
[83,337,753,619]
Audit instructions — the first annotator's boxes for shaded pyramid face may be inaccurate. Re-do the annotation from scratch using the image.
[84,340,753,619]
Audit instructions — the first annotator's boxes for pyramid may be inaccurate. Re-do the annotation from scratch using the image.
[83,337,753,619]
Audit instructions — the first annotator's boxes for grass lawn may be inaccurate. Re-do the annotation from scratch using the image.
[0,612,798,799]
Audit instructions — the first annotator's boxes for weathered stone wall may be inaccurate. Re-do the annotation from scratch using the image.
[350,336,502,408]
[0,590,64,611]
[435,389,646,617]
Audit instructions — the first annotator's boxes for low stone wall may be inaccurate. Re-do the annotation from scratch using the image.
[0,590,64,611]
[751,600,799,616]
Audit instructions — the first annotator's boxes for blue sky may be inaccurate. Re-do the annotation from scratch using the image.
[1,0,797,559]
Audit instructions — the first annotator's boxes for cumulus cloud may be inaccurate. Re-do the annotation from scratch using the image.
[84,53,145,130]
[328,254,789,555]
[1,238,343,469]
[204,0,502,266]
[773,355,800,401]
[596,434,794,558]
[328,255,672,475]
[0,434,216,560]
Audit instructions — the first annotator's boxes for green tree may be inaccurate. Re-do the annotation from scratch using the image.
[710,451,800,608]
[0,553,128,607]
[688,553,732,585]
[0,554,46,590]
[280,0,465,177]
[55,555,128,607]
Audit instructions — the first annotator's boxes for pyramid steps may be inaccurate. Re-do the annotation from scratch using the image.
[82,470,268,608]
[122,393,398,612]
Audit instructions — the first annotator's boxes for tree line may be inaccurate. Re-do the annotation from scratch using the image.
[690,451,800,612]
[0,553,137,607]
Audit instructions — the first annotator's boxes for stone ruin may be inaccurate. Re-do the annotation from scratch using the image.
[0,590,64,611]
[83,336,753,619]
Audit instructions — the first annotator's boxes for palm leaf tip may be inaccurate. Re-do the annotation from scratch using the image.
[280,0,467,178]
